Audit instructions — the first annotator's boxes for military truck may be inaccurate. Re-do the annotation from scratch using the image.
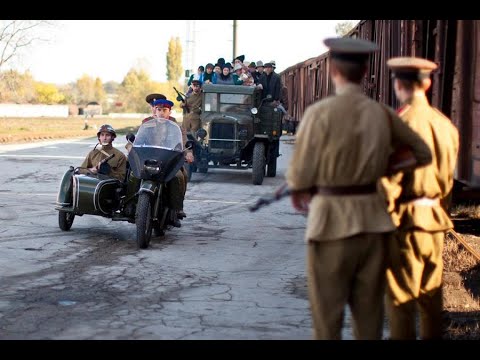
[186,83,283,185]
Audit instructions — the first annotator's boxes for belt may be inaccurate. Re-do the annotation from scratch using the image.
[400,196,440,206]
[313,183,377,196]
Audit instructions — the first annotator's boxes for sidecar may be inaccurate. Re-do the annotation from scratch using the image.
[55,166,137,231]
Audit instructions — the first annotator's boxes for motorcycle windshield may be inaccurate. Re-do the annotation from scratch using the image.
[134,118,183,151]
[129,118,185,182]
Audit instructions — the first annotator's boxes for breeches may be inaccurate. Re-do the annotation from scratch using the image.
[166,170,186,210]
[385,230,445,339]
[307,233,386,340]
[183,116,201,133]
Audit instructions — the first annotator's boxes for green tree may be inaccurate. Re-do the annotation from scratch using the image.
[166,36,183,82]
[335,21,357,37]
[117,68,156,112]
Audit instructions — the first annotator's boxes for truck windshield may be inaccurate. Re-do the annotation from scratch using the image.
[204,92,252,113]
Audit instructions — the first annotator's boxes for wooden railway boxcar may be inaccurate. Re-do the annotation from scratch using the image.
[281,20,480,196]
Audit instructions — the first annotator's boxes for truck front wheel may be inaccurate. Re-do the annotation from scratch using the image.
[252,142,266,185]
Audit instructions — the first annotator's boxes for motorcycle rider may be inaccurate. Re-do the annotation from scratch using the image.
[143,93,177,123]
[152,98,194,227]
[80,124,127,182]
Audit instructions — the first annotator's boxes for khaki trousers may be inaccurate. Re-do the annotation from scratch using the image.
[385,230,444,339]
[167,169,186,211]
[182,116,201,134]
[307,233,386,340]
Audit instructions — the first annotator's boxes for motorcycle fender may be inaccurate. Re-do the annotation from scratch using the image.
[56,167,75,207]
[138,180,158,195]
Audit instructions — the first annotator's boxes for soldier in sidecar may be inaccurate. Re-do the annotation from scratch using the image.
[79,124,127,181]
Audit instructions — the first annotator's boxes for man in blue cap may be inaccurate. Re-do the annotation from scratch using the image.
[152,98,193,225]
[143,93,176,123]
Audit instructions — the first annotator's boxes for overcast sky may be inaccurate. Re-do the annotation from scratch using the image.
[10,20,356,85]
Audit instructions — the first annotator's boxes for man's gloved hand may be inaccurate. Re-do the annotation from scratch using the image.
[126,133,135,143]
[98,162,112,175]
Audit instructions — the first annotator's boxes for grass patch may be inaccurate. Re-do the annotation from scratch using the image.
[0,116,147,143]
[444,233,479,272]
[451,204,480,219]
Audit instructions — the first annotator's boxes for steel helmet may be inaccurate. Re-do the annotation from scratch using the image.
[97,124,116,138]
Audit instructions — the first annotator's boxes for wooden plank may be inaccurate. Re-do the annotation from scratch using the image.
[449,229,480,263]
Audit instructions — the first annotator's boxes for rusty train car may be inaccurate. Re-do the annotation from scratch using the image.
[280,20,480,195]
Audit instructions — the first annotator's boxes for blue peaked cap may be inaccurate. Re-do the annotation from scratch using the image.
[152,99,174,108]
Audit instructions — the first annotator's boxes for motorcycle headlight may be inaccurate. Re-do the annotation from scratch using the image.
[196,128,207,140]
[144,160,161,175]
[251,107,258,115]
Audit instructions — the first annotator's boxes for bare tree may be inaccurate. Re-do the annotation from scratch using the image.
[0,20,52,71]
[335,21,357,37]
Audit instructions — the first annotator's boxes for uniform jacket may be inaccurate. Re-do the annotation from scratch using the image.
[184,92,202,122]
[80,144,127,181]
[382,93,459,231]
[286,84,432,242]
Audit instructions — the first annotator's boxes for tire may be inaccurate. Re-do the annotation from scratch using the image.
[252,142,266,185]
[267,141,278,177]
[198,166,208,173]
[58,211,75,231]
[185,163,193,182]
[267,157,277,177]
[136,192,153,249]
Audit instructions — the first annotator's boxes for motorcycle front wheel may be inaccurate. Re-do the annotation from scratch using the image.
[136,192,153,249]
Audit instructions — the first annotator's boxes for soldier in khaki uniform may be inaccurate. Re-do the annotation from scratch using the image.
[285,38,433,340]
[80,124,127,182]
[181,79,203,134]
[383,57,459,340]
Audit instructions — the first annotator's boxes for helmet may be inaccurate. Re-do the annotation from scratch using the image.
[97,124,116,138]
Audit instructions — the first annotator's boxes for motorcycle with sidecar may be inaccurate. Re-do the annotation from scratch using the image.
[55,118,186,249]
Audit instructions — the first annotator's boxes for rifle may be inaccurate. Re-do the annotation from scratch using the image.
[173,87,190,114]
[249,183,291,212]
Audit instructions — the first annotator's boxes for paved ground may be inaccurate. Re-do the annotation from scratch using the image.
[0,136,329,339]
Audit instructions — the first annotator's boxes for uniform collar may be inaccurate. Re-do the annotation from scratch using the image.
[335,83,362,96]
[406,91,429,107]
[100,143,113,150]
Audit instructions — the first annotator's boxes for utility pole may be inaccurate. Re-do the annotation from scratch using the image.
[233,20,237,61]
[185,20,196,90]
